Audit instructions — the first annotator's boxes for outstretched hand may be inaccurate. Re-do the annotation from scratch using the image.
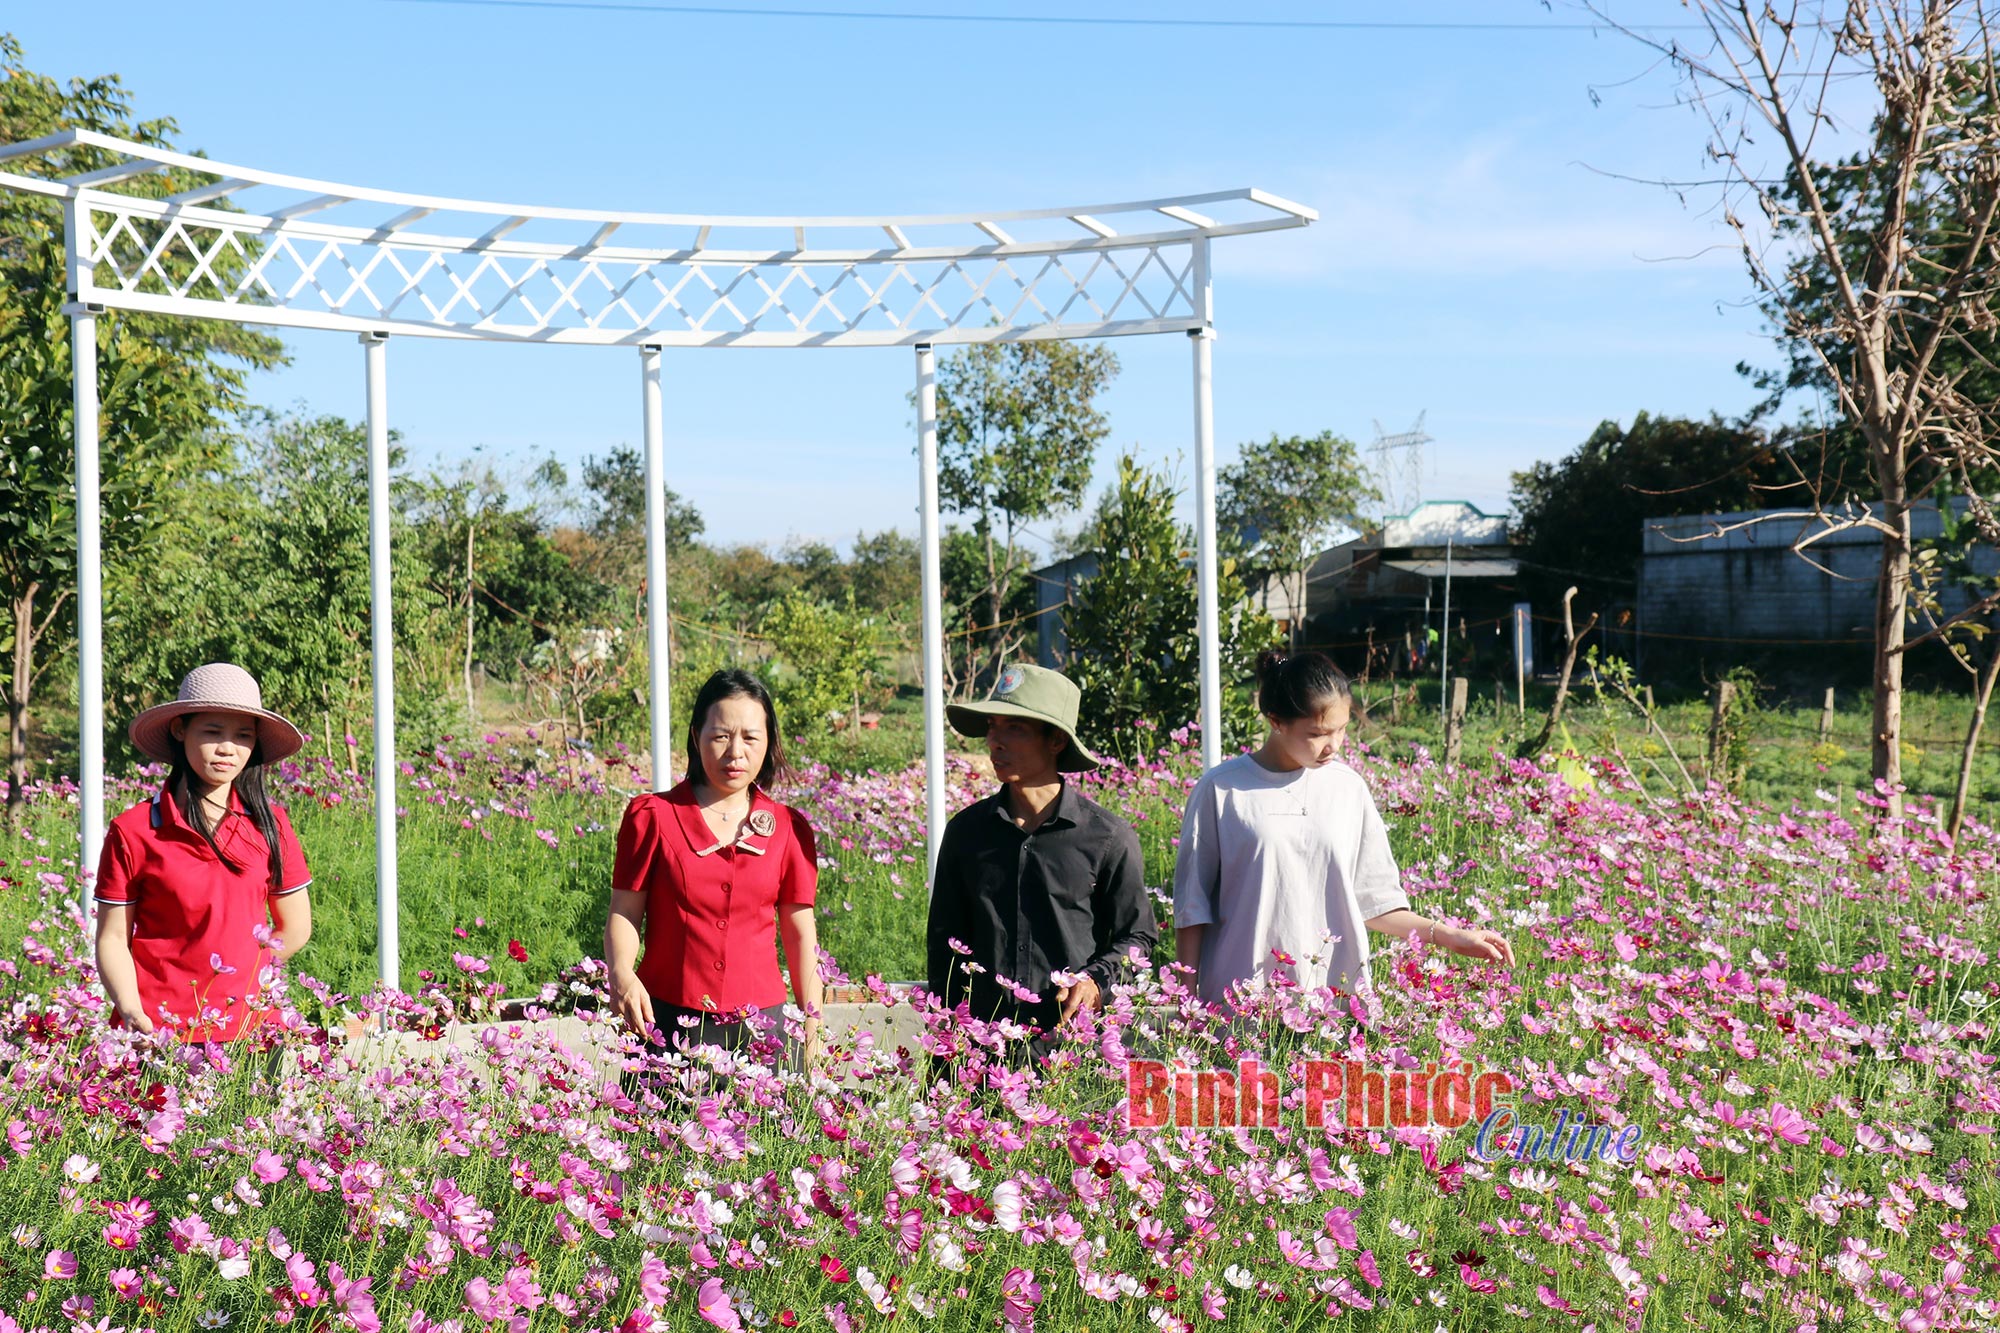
[1438,926,1515,968]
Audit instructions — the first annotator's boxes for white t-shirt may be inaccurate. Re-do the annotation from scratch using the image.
[1172,753,1410,1005]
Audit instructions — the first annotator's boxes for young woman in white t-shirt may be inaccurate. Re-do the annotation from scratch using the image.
[1172,649,1513,1007]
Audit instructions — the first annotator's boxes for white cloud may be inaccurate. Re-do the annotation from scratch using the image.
[1216,126,1741,283]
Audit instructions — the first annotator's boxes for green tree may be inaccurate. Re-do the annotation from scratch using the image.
[1063,454,1279,763]
[761,592,890,742]
[106,413,453,763]
[848,529,920,618]
[0,36,284,809]
[1218,431,1379,647]
[1508,412,1791,614]
[932,340,1119,692]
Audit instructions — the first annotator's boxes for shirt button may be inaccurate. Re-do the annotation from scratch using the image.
[715,961,725,971]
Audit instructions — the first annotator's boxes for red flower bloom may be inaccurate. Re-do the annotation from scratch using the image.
[507,939,528,964]
[819,1253,851,1284]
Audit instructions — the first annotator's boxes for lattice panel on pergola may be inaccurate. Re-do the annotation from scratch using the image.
[1,129,1312,347]
[76,204,1204,345]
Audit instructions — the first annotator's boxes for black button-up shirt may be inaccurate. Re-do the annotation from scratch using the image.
[924,780,1157,1019]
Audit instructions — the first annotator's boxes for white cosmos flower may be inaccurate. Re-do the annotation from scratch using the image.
[929,1235,967,1272]
[62,1154,100,1185]
[1223,1265,1254,1290]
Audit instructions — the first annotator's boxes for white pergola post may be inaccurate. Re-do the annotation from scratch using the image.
[1190,326,1222,772]
[639,345,672,790]
[362,332,399,993]
[72,301,105,881]
[915,344,948,882]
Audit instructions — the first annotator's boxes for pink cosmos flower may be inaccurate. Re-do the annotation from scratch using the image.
[44,1249,76,1279]
[638,1255,672,1307]
[1537,1285,1579,1313]
[696,1278,743,1332]
[100,1222,141,1251]
[1768,1102,1812,1145]
[1000,1267,1043,1331]
[252,1150,288,1184]
[107,1268,141,1301]
[1322,1207,1359,1250]
[209,952,237,976]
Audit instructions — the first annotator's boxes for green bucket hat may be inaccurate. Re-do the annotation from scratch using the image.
[946,662,1103,773]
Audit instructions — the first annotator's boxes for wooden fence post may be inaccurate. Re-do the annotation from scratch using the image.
[1820,686,1836,744]
[1708,680,1736,786]
[1445,677,1469,766]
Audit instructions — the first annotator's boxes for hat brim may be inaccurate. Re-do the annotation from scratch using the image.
[946,699,1102,772]
[129,701,306,765]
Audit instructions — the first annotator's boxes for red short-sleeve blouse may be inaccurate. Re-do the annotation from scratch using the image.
[94,787,312,1043]
[611,780,819,1013]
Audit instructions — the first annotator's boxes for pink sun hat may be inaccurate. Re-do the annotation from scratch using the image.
[128,663,305,765]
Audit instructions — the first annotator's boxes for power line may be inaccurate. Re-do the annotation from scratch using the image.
[387,0,1706,32]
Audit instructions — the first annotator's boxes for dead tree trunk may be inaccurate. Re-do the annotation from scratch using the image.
[1517,588,1596,760]
[1444,677,1468,767]
[1707,680,1737,789]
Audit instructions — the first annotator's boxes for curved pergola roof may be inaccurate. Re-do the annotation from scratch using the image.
[2,127,1313,991]
[1,129,1314,346]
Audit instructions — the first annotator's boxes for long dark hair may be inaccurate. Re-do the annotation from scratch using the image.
[683,669,790,791]
[166,729,285,889]
[1255,648,1352,722]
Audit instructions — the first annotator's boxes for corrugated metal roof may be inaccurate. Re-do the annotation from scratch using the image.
[1381,557,1519,579]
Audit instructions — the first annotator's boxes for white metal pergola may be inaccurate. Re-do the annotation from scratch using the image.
[0,129,1313,991]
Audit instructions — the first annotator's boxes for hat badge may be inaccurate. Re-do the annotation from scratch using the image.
[995,666,1025,696]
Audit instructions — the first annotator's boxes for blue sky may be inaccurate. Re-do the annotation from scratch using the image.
[13,1,1776,550]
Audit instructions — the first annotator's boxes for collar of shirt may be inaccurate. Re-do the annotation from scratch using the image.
[149,784,244,841]
[669,778,781,857]
[986,779,1077,833]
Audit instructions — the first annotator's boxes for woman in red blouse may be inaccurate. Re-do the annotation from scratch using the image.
[606,669,824,1069]
[94,663,313,1043]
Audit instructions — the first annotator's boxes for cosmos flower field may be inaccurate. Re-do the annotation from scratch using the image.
[0,733,1994,1332]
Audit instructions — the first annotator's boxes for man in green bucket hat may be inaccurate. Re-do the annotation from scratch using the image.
[924,662,1157,1064]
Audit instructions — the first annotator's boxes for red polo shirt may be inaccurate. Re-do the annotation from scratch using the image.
[611,780,819,1013]
[94,787,311,1043]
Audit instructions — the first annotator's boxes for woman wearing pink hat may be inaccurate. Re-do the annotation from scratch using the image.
[94,663,314,1042]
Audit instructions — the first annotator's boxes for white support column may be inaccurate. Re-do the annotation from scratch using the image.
[362,332,399,994]
[639,345,672,789]
[73,306,104,882]
[1190,326,1222,772]
[915,344,948,883]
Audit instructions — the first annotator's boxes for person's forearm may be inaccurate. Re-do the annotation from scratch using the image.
[781,912,824,1018]
[1365,908,1435,945]
[605,913,643,978]
[1175,924,1205,972]
[95,934,145,1019]
[269,898,311,962]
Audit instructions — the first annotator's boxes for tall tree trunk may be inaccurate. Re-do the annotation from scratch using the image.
[1949,638,2000,842]
[7,584,38,823]
[987,519,1011,683]
[1873,484,1911,817]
